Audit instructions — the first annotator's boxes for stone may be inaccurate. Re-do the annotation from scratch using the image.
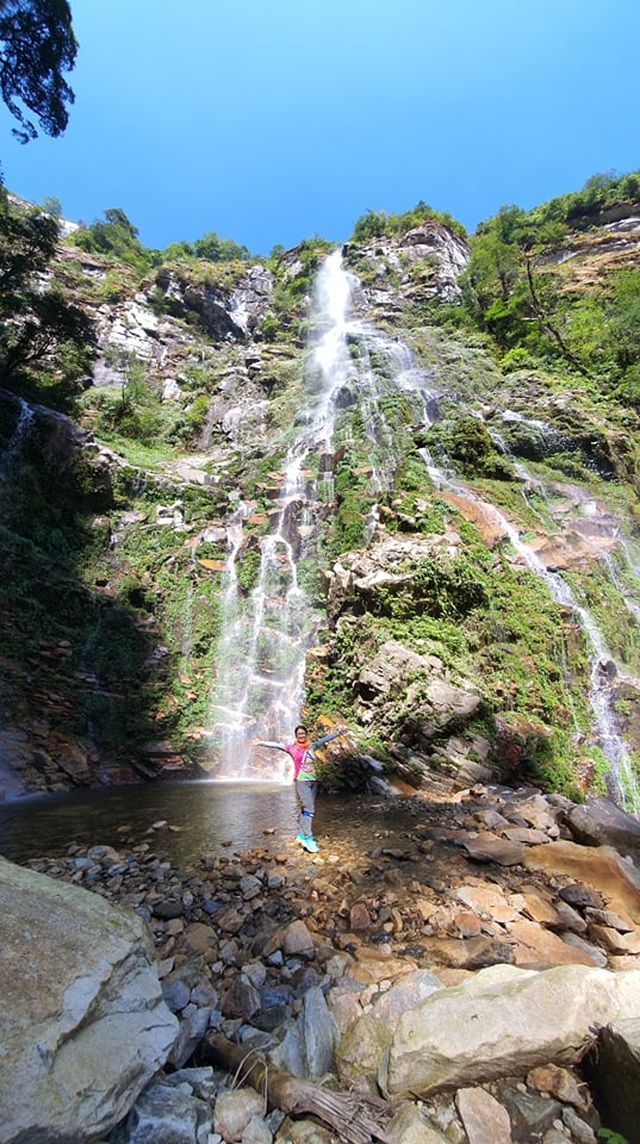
[496,1082,561,1140]
[567,797,640,865]
[455,883,520,923]
[220,973,262,1019]
[457,831,526,866]
[387,1102,450,1143]
[455,1087,512,1143]
[242,1115,273,1144]
[0,856,178,1144]
[213,1088,265,1143]
[335,1011,395,1086]
[526,1062,587,1108]
[282,919,316,956]
[381,963,640,1098]
[585,1018,640,1142]
[110,1082,211,1144]
[524,841,640,923]
[506,920,602,967]
[269,986,339,1080]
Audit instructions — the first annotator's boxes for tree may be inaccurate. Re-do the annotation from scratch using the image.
[0,188,94,404]
[0,0,76,143]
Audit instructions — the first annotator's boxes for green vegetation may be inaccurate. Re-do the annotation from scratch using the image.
[0,189,95,410]
[350,201,467,242]
[458,172,640,394]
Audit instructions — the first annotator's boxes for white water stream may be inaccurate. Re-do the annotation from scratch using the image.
[208,252,640,812]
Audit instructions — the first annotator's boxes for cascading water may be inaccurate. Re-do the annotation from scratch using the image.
[0,397,34,482]
[447,416,640,813]
[208,250,435,778]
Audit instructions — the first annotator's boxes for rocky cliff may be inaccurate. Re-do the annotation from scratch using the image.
[1,204,640,810]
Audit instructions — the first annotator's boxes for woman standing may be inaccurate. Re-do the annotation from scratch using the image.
[257,724,345,852]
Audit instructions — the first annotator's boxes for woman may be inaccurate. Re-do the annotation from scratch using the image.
[257,724,345,852]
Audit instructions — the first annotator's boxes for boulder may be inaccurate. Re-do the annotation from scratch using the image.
[566,797,640,866]
[0,856,178,1144]
[380,962,640,1098]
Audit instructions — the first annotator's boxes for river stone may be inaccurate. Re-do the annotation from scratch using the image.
[380,963,640,1098]
[0,855,178,1144]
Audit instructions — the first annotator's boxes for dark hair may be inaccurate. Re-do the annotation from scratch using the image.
[294,724,308,735]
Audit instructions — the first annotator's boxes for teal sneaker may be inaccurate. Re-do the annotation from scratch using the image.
[296,832,306,844]
[302,837,319,853]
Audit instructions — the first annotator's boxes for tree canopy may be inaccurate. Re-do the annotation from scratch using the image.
[0,0,77,143]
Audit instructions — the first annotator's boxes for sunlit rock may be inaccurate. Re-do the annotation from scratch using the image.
[0,856,178,1144]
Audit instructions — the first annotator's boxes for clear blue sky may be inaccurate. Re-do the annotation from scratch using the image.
[0,0,638,256]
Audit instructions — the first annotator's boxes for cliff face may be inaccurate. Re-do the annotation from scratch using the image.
[1,210,640,809]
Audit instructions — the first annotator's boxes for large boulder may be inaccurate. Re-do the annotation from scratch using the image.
[0,856,179,1144]
[380,962,640,1098]
[566,797,640,866]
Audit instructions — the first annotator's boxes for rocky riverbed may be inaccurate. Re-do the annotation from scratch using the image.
[5,779,640,1144]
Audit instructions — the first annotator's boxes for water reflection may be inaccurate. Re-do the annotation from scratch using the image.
[0,781,410,870]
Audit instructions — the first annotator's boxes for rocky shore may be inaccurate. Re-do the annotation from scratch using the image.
[4,780,640,1144]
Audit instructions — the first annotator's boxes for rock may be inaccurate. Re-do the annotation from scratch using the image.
[566,797,640,865]
[241,1113,274,1143]
[457,831,526,866]
[270,985,339,1080]
[526,1062,587,1108]
[213,1087,265,1143]
[381,963,640,1098]
[505,919,602,967]
[455,1087,512,1143]
[387,1101,450,1143]
[524,841,640,922]
[335,1010,395,1087]
[0,856,178,1144]
[585,1018,640,1142]
[220,972,262,1019]
[496,1082,561,1140]
[110,1082,212,1144]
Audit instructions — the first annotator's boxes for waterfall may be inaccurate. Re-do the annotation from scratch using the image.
[208,252,640,811]
[208,250,435,778]
[424,435,640,814]
[0,398,34,482]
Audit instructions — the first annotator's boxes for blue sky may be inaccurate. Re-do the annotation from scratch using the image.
[0,0,638,256]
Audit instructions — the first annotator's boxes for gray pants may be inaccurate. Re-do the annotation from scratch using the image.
[295,779,317,837]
